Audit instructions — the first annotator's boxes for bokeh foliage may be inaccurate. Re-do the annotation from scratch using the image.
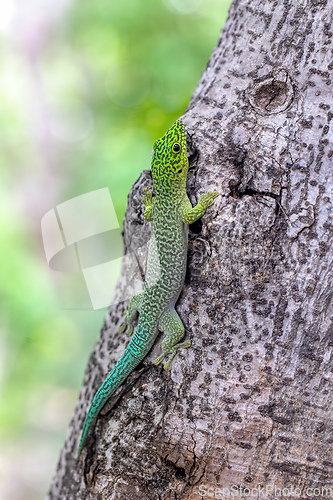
[0,0,230,497]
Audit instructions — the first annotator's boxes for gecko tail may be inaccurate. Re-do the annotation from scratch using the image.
[78,334,152,456]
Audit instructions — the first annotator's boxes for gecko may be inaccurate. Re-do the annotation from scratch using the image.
[78,120,218,455]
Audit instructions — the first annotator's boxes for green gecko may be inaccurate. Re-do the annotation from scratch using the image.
[78,120,217,455]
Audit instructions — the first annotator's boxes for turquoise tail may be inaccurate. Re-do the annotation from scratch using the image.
[78,331,154,455]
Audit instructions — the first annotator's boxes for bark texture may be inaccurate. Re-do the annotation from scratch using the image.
[49,0,333,498]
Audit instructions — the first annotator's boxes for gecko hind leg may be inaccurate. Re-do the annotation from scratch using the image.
[154,308,191,371]
[119,292,144,337]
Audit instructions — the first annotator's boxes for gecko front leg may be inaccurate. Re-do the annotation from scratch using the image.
[181,191,218,224]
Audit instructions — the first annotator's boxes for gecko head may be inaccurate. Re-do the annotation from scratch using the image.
[151,120,189,194]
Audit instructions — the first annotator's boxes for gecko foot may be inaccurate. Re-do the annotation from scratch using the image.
[154,340,191,370]
[154,353,165,366]
[118,322,126,333]
[119,320,134,337]
[199,191,218,209]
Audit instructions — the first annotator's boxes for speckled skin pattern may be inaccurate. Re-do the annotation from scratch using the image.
[78,121,217,455]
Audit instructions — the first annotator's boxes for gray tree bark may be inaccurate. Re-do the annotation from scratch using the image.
[48,0,333,498]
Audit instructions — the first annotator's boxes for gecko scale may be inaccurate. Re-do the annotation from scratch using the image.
[78,120,217,455]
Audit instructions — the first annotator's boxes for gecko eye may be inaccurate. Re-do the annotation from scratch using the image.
[172,143,181,153]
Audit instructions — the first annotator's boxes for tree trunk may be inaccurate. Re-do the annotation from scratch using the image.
[48,0,333,498]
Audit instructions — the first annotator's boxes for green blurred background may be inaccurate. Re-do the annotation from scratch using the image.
[0,0,230,498]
